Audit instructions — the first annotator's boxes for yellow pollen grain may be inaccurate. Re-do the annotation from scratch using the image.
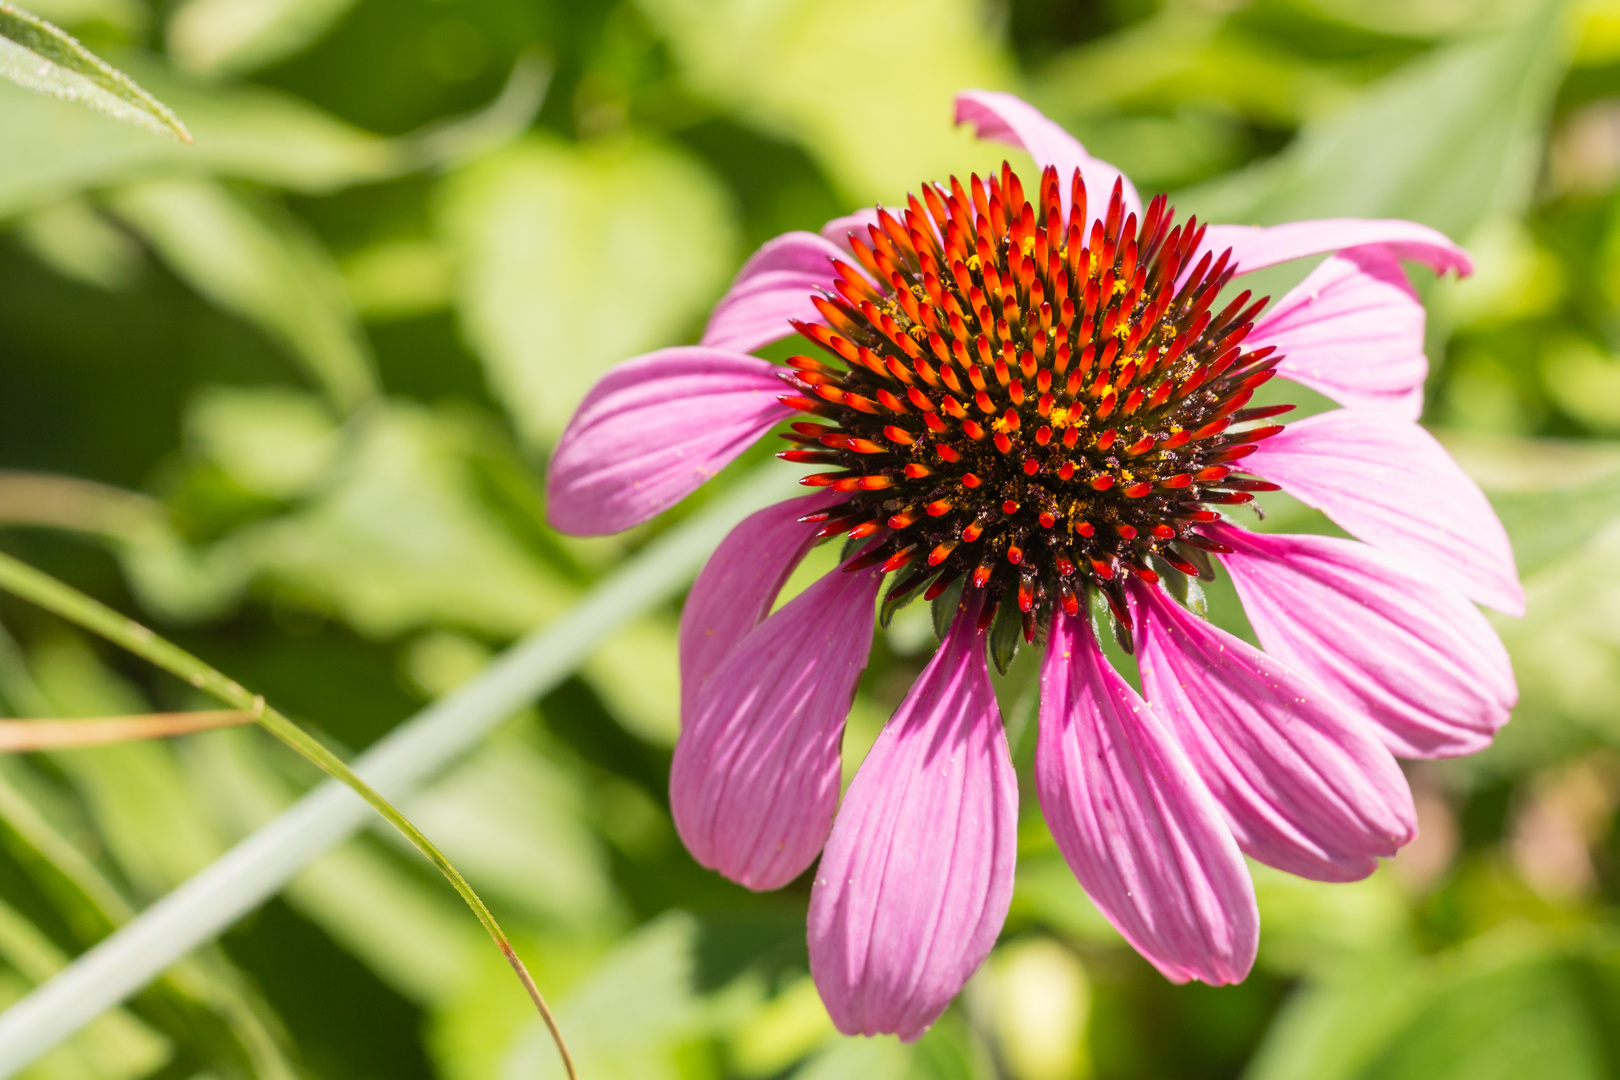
[966,253,981,271]
[1048,406,1074,428]
[991,415,1015,433]
[1021,237,1036,257]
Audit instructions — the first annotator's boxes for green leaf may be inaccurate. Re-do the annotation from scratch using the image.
[0,54,400,219]
[166,0,356,78]
[636,0,1012,205]
[436,912,766,1080]
[584,618,683,746]
[28,634,225,898]
[0,2,189,142]
[12,197,142,290]
[109,178,378,411]
[439,135,739,445]
[231,403,577,637]
[930,577,965,641]
[0,898,172,1080]
[1179,0,1570,239]
[1353,936,1620,1080]
[988,596,1023,676]
[794,1036,911,1080]
[184,727,486,1003]
[1247,929,1620,1080]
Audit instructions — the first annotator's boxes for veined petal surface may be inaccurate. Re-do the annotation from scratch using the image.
[1037,610,1257,984]
[1255,249,1427,418]
[1131,581,1417,883]
[1244,409,1525,615]
[1211,523,1516,759]
[953,90,1142,225]
[702,232,854,355]
[679,492,835,714]
[809,605,1017,1041]
[546,347,791,536]
[671,563,882,891]
[1200,218,1472,277]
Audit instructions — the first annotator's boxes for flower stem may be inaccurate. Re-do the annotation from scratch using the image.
[0,550,577,1080]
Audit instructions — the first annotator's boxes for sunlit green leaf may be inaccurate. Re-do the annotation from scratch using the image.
[186,726,485,1003]
[12,197,142,290]
[1355,935,1618,1080]
[0,55,399,219]
[0,899,171,1080]
[166,0,356,78]
[635,0,1013,204]
[29,634,225,898]
[109,178,378,411]
[0,2,188,141]
[1180,0,1569,238]
[584,618,682,746]
[438,913,766,1080]
[439,135,739,445]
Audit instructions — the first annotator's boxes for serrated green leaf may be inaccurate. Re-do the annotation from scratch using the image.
[0,2,188,141]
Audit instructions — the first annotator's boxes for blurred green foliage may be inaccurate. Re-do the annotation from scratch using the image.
[3,0,1620,1078]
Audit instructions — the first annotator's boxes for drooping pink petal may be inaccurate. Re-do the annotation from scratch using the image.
[953,89,1142,226]
[1254,249,1427,419]
[1209,523,1516,760]
[1199,218,1473,278]
[701,232,857,355]
[1244,409,1525,615]
[809,600,1017,1040]
[671,562,883,891]
[679,492,838,714]
[1130,580,1417,883]
[1036,610,1257,985]
[546,347,792,536]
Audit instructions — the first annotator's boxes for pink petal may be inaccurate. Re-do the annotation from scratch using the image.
[809,602,1017,1040]
[1036,609,1257,984]
[1254,249,1428,419]
[679,493,837,715]
[1131,580,1417,883]
[1244,409,1525,615]
[701,232,855,355]
[821,208,882,251]
[953,90,1142,226]
[1210,523,1516,760]
[1200,218,1473,277]
[546,347,792,536]
[671,562,883,891]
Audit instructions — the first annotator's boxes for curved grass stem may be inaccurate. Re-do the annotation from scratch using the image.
[0,550,578,1080]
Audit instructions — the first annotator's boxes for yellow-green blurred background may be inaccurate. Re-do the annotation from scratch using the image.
[0,0,1618,1077]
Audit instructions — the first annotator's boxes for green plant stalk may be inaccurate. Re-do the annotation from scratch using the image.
[0,550,577,1080]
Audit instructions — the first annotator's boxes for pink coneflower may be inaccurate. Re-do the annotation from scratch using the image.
[547,91,1520,1039]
